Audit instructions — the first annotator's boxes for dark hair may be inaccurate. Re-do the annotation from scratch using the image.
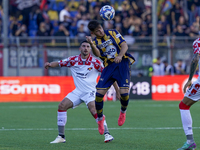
[80,40,89,46]
[87,20,101,31]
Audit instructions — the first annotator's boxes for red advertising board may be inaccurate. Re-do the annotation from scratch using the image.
[0,77,75,102]
[0,75,198,102]
[152,75,198,101]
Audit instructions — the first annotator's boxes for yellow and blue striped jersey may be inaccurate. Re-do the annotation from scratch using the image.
[93,29,135,67]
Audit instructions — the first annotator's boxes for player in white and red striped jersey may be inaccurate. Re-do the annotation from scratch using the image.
[44,40,120,144]
[177,38,200,150]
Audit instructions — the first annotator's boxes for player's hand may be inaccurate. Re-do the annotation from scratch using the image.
[114,56,122,63]
[183,80,192,93]
[44,62,51,69]
[86,36,93,45]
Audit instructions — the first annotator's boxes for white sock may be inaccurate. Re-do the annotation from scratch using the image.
[180,109,193,135]
[57,111,67,126]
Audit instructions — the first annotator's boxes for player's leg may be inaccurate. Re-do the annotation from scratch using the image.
[50,90,82,144]
[87,101,114,142]
[118,88,129,126]
[95,89,108,134]
[115,59,131,126]
[50,97,73,143]
[178,97,197,150]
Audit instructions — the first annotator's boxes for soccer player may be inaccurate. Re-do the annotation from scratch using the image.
[177,38,200,150]
[86,20,135,135]
[45,41,119,143]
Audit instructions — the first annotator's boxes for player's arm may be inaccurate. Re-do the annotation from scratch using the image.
[86,36,101,57]
[114,42,128,63]
[183,53,199,93]
[44,61,59,69]
[113,81,121,100]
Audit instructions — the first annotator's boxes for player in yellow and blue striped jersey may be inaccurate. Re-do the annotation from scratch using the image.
[86,20,135,135]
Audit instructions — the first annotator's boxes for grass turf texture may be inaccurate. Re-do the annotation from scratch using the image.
[0,100,200,150]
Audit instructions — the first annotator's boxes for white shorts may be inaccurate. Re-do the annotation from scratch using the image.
[66,89,96,109]
[184,79,200,101]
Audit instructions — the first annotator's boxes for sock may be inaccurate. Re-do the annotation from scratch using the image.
[95,93,104,118]
[93,113,98,123]
[120,93,129,112]
[104,120,109,134]
[180,109,193,142]
[186,135,194,144]
[57,110,67,137]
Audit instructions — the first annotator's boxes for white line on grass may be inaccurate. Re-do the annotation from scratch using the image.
[1,127,200,131]
[0,104,179,109]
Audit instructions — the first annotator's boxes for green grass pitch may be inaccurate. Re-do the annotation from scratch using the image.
[1,100,200,150]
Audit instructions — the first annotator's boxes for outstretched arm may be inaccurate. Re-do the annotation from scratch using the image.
[44,61,59,69]
[183,53,199,93]
[86,36,101,57]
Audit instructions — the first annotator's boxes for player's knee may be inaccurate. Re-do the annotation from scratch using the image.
[179,101,190,110]
[121,93,129,101]
[58,101,71,110]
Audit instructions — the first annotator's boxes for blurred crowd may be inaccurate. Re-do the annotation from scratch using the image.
[148,57,198,77]
[0,0,199,39]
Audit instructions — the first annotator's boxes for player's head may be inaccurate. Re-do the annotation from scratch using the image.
[79,40,91,57]
[88,20,105,38]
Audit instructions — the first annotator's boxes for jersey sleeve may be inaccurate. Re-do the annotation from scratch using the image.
[111,29,126,46]
[193,39,200,54]
[93,59,104,72]
[58,56,76,67]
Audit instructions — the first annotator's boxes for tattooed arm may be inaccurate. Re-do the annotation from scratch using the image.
[188,53,199,81]
[183,53,199,93]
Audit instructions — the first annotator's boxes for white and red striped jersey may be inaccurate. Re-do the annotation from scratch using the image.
[58,54,104,92]
[193,37,200,79]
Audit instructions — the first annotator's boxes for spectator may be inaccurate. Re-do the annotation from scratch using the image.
[152,57,165,76]
[36,8,45,28]
[159,15,171,36]
[163,60,174,75]
[54,24,69,37]
[189,22,199,38]
[114,15,122,29]
[15,24,28,37]
[173,59,187,75]
[175,16,190,35]
[157,23,166,37]
[171,3,183,27]
[10,17,19,36]
[44,18,54,36]
[59,6,71,22]
[132,25,141,36]
[77,14,89,34]
[173,25,187,37]
[62,15,72,31]
[140,22,150,37]
[70,21,78,37]
[121,17,130,35]
[77,23,88,39]
[36,22,49,36]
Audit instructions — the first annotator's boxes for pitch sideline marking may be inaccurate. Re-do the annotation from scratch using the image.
[1,127,200,131]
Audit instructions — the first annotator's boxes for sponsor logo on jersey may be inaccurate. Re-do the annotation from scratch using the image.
[76,72,88,78]
[87,67,93,71]
[98,39,112,49]
[116,33,121,38]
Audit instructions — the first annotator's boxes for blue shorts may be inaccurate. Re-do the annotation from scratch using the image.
[96,58,131,90]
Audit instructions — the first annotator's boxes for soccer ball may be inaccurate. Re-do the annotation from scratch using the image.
[99,5,115,21]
